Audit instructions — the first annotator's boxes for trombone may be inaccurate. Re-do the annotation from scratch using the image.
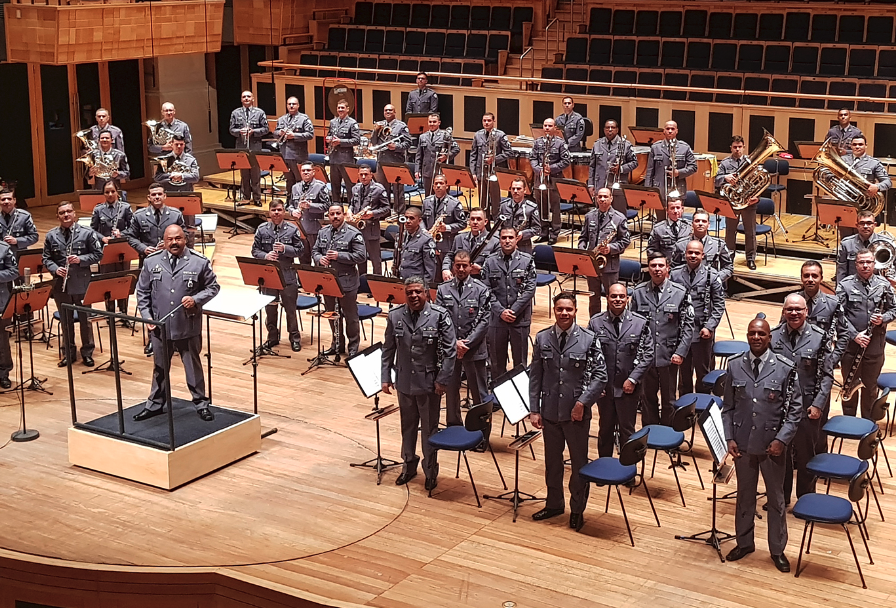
[666,138,680,199]
[538,135,552,191]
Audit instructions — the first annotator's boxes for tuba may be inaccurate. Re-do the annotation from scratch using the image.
[146,120,175,147]
[812,138,886,217]
[719,129,785,211]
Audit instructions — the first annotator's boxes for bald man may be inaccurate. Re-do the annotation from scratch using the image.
[274,96,314,196]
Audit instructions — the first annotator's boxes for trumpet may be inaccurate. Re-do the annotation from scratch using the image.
[369,135,402,154]
[431,213,447,243]
[667,138,680,199]
[593,221,617,270]
[347,205,370,230]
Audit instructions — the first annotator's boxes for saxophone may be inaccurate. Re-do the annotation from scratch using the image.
[813,137,886,217]
[346,206,370,230]
[719,129,785,211]
[840,293,884,402]
[431,213,447,243]
[593,221,617,270]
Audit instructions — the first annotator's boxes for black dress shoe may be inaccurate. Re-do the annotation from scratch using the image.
[291,341,302,352]
[262,339,279,350]
[133,408,165,422]
[58,358,69,368]
[425,477,438,491]
[569,512,585,532]
[547,237,558,245]
[395,471,417,485]
[82,356,95,367]
[725,545,755,562]
[747,260,757,270]
[144,342,153,356]
[534,235,549,243]
[532,507,565,521]
[771,553,791,573]
[197,407,215,421]
[0,377,11,389]
[322,345,338,356]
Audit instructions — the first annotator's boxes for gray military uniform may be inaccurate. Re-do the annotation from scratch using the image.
[498,198,542,253]
[0,208,38,254]
[382,302,455,482]
[588,136,639,214]
[578,207,631,316]
[327,116,361,203]
[716,155,758,263]
[42,224,104,362]
[0,243,21,380]
[91,200,135,313]
[723,349,803,557]
[672,234,734,282]
[470,128,512,216]
[90,148,130,193]
[288,179,330,264]
[442,230,499,276]
[588,310,654,457]
[274,111,314,194]
[312,222,367,355]
[153,152,200,193]
[371,119,411,212]
[229,105,270,202]
[797,289,839,332]
[137,249,220,412]
[530,136,571,240]
[834,274,896,417]
[416,129,459,197]
[670,264,725,394]
[422,195,467,258]
[435,277,491,427]
[480,249,537,376]
[89,124,125,153]
[397,227,437,285]
[629,278,695,425]
[349,180,391,275]
[836,232,894,283]
[530,323,607,515]
[252,220,304,345]
[126,205,186,258]
[770,322,836,500]
[644,139,697,206]
[826,124,864,155]
[555,112,586,152]
[147,118,192,155]
[405,87,438,114]
[647,218,692,262]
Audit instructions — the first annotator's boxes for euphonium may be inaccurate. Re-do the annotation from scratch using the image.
[812,137,886,217]
[719,129,786,211]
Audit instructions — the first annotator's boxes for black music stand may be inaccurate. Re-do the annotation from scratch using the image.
[16,249,46,342]
[695,190,738,241]
[366,275,407,306]
[793,141,824,161]
[215,150,255,235]
[255,152,289,200]
[295,264,345,374]
[628,126,665,146]
[343,163,362,186]
[77,190,105,213]
[483,365,544,522]
[237,256,290,362]
[495,168,532,195]
[3,281,53,404]
[622,184,664,259]
[405,113,430,136]
[818,200,856,253]
[552,246,599,297]
[555,178,592,243]
[380,162,417,205]
[82,271,136,375]
[440,164,476,206]
[347,341,402,484]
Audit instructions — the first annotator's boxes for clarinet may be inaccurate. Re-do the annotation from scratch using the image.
[703,269,713,323]
[813,302,838,402]
[61,228,75,292]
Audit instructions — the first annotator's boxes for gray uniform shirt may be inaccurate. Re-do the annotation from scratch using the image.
[836,232,894,283]
[577,207,631,274]
[644,139,697,199]
[826,124,864,155]
[479,249,537,326]
[672,234,733,282]
[469,128,512,176]
[714,155,751,190]
[629,278,696,365]
[350,181,392,241]
[770,322,836,414]
[251,220,304,289]
[397,228,437,284]
[274,112,314,161]
[0,208,38,252]
[382,302,456,396]
[328,116,361,164]
[498,199,542,244]
[588,136,638,189]
[669,264,726,340]
[588,310,654,398]
[89,124,125,153]
[834,274,896,358]
[405,87,438,115]
[0,243,19,312]
[416,129,460,179]
[153,152,200,192]
[311,223,367,293]
[555,111,586,152]
[422,195,467,247]
[126,206,185,255]
[647,218,692,261]
[435,277,491,360]
[371,119,411,164]
[90,201,134,238]
[841,153,891,192]
[42,224,104,295]
[288,179,330,236]
[442,231,500,272]
[229,106,270,151]
[530,136,571,179]
[147,118,192,155]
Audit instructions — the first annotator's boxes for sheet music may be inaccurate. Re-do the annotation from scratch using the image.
[493,370,531,425]
[346,346,384,398]
[203,287,274,321]
[699,402,728,465]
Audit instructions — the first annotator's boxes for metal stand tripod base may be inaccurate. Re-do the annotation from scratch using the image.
[302,353,343,374]
[83,359,131,376]
[350,407,401,485]
[675,528,736,563]
[244,346,291,365]
[11,428,39,442]
[3,376,52,396]
[484,446,543,522]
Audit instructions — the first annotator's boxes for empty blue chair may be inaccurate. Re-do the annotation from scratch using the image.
[644,399,703,506]
[618,258,642,286]
[699,369,726,394]
[807,429,884,523]
[357,275,384,341]
[713,340,748,368]
[295,291,321,340]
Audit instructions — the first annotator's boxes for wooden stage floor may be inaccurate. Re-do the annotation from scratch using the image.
[0,200,895,607]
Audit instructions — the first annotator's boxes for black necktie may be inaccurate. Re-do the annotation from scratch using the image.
[505,255,512,272]
[360,185,367,204]
[752,357,761,379]
[613,316,621,336]
[559,331,568,352]
[170,255,178,272]
[3,213,9,226]
[155,209,161,222]
[654,284,661,303]
[807,298,814,318]
[790,331,798,349]
[671,221,679,240]
[63,228,71,242]
[689,269,696,282]
[457,280,464,293]
[303,182,310,193]
[598,211,605,230]
[410,310,420,326]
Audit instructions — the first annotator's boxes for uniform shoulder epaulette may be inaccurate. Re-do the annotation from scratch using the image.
[145,249,165,258]
[187,248,209,260]
[771,321,787,332]
[430,303,449,315]
[578,325,596,340]
[469,277,487,289]
[629,311,648,322]
[775,352,796,369]
[390,303,407,315]
[536,326,553,335]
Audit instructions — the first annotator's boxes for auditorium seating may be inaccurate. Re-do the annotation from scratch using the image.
[298,51,485,83]
[352,2,531,34]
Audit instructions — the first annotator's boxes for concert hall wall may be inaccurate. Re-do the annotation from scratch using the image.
[0,63,34,200]
[109,60,146,181]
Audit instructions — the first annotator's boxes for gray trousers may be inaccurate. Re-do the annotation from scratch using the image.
[0,317,11,377]
[734,452,788,555]
[376,166,406,214]
[611,188,628,215]
[54,293,95,361]
[488,323,530,378]
[840,351,883,418]
[446,356,488,428]
[422,175,435,200]
[542,416,591,514]
[361,238,382,276]
[283,159,303,197]
[597,392,639,457]
[146,332,208,412]
[265,283,300,344]
[330,164,351,203]
[785,411,828,501]
[642,364,678,426]
[586,271,618,317]
[538,186,561,239]
[679,336,714,395]
[240,166,261,202]
[725,204,757,262]
[398,390,441,480]
[324,290,360,355]
[299,233,317,265]
[478,179,502,218]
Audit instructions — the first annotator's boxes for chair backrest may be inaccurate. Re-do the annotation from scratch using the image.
[619,427,649,466]
[671,401,697,432]
[464,402,493,432]
[857,429,880,461]
[582,116,594,144]
[869,387,890,423]
[711,371,727,397]
[533,244,558,272]
[756,197,775,216]
[848,460,870,503]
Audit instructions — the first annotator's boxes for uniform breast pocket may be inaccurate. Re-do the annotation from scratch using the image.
[764,381,782,401]
[540,347,553,361]
[731,380,746,395]
[568,352,586,370]
[406,247,420,255]
[800,356,815,371]
[847,253,856,262]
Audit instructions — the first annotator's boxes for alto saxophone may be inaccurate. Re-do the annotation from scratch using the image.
[593,221,617,270]
[431,213,447,243]
[347,205,370,230]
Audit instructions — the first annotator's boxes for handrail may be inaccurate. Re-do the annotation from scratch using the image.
[259,60,896,105]
[544,17,559,61]
[519,47,534,80]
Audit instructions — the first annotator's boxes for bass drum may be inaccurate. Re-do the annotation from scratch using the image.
[629,145,651,184]
[568,152,590,183]
[508,147,535,187]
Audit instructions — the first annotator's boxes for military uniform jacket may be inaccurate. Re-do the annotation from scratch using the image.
[405,87,438,114]
[480,249,537,326]
[672,234,733,281]
[147,119,192,155]
[722,351,804,455]
[713,155,752,190]
[382,302,456,396]
[289,179,330,236]
[126,206,185,255]
[89,124,124,153]
[251,221,304,289]
[629,279,695,365]
[529,324,608,422]
[770,323,836,414]
[154,152,200,192]
[371,119,411,164]
[647,218,692,261]
[42,224,104,295]
[90,201,134,238]
[588,310,654,399]
[826,124,864,154]
[670,264,725,340]
[416,129,459,178]
[397,228,437,284]
[229,106,269,151]
[530,136,570,178]
[498,199,542,243]
[841,153,891,192]
[836,232,894,283]
[422,195,467,244]
[137,249,220,341]
[469,129,512,176]
[90,149,130,183]
[798,289,839,333]
[577,207,631,274]
[311,223,367,293]
[274,112,314,161]
[834,274,896,358]
[644,140,697,199]
[556,112,586,152]
[435,277,491,360]
[0,209,38,252]
[350,181,391,241]
[0,242,21,312]
[588,136,638,189]
[328,117,361,164]
[442,231,499,272]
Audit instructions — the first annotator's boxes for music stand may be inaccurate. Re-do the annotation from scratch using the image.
[255,152,289,200]
[347,341,401,484]
[366,274,407,306]
[166,191,203,216]
[495,168,532,195]
[236,256,290,362]
[555,178,592,243]
[818,200,856,253]
[552,246,599,297]
[675,401,735,562]
[628,126,665,146]
[77,190,105,213]
[295,264,345,374]
[3,281,53,406]
[82,271,136,375]
[695,190,738,240]
[313,164,330,184]
[405,113,430,135]
[342,163,362,186]
[483,365,544,522]
[793,141,824,160]
[215,149,255,236]
[440,164,476,191]
[529,124,545,140]
[16,249,47,342]
[622,184,664,258]
[380,162,417,198]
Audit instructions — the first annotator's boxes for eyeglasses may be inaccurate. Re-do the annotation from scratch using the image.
[857,261,875,266]
[783,307,807,313]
